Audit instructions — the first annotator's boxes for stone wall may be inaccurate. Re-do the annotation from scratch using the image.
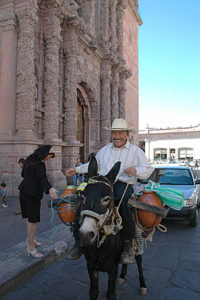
[0,0,141,195]
[123,0,142,145]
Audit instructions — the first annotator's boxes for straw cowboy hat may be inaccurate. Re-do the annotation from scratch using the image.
[105,118,134,132]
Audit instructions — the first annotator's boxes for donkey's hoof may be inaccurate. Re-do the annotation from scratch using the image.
[119,278,126,285]
[140,287,147,295]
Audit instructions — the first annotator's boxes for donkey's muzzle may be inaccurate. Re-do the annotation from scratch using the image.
[79,230,96,245]
[79,216,98,245]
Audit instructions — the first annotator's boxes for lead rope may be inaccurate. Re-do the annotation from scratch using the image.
[96,183,129,248]
[157,223,167,232]
[85,179,129,248]
[115,182,130,226]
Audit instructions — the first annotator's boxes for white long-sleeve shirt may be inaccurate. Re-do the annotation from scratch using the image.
[76,141,153,184]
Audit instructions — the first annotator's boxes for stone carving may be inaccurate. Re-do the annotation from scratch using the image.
[119,74,126,118]
[0,0,141,194]
[116,1,124,58]
[99,0,110,53]
[109,0,117,56]
[43,10,62,141]
[0,9,16,29]
[77,0,96,37]
[63,20,79,142]
[100,59,112,145]
[118,67,132,118]
[15,1,38,139]
[34,23,45,140]
[111,65,120,121]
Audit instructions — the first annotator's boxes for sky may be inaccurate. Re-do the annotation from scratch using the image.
[138,0,200,130]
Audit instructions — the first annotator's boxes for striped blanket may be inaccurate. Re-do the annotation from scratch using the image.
[145,180,185,210]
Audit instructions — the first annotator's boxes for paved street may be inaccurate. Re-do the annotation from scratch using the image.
[2,203,200,300]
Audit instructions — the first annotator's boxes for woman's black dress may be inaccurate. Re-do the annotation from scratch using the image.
[19,161,52,223]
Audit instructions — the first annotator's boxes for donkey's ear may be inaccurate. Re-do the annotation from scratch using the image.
[106,162,121,184]
[88,156,98,179]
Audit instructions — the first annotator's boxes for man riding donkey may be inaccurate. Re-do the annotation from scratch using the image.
[65,118,153,264]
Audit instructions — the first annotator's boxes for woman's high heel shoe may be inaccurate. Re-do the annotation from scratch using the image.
[27,247,43,258]
[34,240,42,247]
[26,239,42,247]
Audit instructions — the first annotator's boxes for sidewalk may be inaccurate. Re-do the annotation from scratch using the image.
[0,195,73,299]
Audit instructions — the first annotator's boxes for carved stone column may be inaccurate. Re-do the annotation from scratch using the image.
[77,0,96,37]
[118,72,126,119]
[0,1,18,196]
[116,0,126,59]
[119,68,132,118]
[62,18,81,172]
[63,20,79,143]
[43,9,61,141]
[15,1,38,140]
[111,65,119,121]
[0,1,16,139]
[100,59,112,146]
[40,2,67,189]
[99,0,110,53]
[109,0,117,56]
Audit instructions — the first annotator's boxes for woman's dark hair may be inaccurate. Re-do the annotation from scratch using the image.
[1,182,6,188]
[34,145,52,160]
[18,158,25,165]
[25,145,52,167]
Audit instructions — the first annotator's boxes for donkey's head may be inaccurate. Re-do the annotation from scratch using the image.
[79,156,121,246]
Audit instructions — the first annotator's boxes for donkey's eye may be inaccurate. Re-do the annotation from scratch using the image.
[101,196,111,206]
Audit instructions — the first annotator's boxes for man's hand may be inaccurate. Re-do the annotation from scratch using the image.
[65,168,76,177]
[125,167,136,177]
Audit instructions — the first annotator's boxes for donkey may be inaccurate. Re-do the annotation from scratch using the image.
[78,156,146,300]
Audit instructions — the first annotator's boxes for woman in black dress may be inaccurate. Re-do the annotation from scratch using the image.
[19,145,58,258]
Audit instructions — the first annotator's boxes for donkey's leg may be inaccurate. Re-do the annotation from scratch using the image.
[135,254,147,294]
[88,268,99,300]
[107,266,118,300]
[119,264,127,284]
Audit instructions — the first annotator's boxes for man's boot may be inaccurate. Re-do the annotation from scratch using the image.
[120,240,134,264]
[66,240,83,260]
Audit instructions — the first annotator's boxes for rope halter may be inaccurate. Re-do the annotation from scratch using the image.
[80,176,122,247]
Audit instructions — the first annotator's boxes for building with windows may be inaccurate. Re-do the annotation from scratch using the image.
[139,124,200,162]
[0,0,142,195]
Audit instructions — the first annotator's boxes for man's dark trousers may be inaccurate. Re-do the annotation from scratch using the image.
[113,181,135,241]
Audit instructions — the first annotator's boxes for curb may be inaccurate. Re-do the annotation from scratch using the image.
[0,224,72,299]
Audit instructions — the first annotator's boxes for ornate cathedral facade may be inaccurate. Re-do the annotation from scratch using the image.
[0,0,142,195]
